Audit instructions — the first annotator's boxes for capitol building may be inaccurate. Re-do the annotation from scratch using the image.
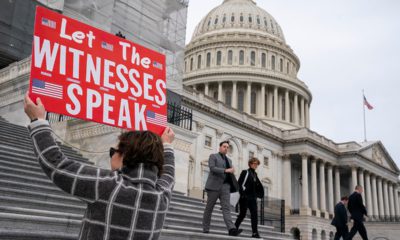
[0,0,399,239]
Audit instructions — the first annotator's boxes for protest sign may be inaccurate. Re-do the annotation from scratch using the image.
[29,6,167,134]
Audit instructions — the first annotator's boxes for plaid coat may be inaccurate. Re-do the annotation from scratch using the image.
[28,120,175,240]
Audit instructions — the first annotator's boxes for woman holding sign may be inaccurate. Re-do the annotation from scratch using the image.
[24,93,175,240]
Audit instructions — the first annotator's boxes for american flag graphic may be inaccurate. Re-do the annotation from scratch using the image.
[153,61,163,70]
[41,18,56,29]
[146,110,167,126]
[101,41,113,51]
[32,79,63,99]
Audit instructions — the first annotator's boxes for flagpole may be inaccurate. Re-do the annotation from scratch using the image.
[362,89,367,142]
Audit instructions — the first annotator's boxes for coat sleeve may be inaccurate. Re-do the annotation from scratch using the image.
[28,120,116,203]
[339,204,348,227]
[357,194,368,216]
[209,154,225,174]
[237,170,246,193]
[156,143,175,192]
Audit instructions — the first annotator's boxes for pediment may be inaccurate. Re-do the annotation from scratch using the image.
[358,141,399,172]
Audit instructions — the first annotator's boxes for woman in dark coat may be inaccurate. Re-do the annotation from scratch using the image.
[235,158,264,238]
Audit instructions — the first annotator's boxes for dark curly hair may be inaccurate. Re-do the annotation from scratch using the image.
[117,131,164,177]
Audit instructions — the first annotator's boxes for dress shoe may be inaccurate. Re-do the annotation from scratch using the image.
[252,232,261,238]
[228,228,243,236]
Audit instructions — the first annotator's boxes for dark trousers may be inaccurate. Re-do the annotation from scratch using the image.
[235,197,258,233]
[334,225,349,240]
[347,220,368,240]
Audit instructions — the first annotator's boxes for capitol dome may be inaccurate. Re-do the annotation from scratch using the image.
[184,0,312,130]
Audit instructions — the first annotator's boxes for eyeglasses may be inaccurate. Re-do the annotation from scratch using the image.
[109,147,120,158]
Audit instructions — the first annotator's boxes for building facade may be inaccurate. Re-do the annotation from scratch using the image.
[0,0,399,239]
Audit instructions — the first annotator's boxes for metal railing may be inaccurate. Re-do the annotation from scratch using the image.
[46,102,193,131]
[259,197,285,233]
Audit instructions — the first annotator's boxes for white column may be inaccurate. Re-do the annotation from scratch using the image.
[283,155,292,211]
[377,177,385,219]
[358,169,365,200]
[260,84,266,117]
[278,94,283,120]
[294,93,299,125]
[285,90,290,122]
[389,183,395,219]
[383,180,390,219]
[273,86,278,119]
[351,167,358,192]
[394,185,400,219]
[319,161,326,212]
[301,153,309,209]
[218,82,223,102]
[305,100,310,128]
[327,165,334,214]
[267,88,273,118]
[365,172,373,218]
[334,167,341,204]
[246,82,251,114]
[204,83,209,96]
[300,98,305,126]
[371,175,379,219]
[232,81,237,109]
[311,159,318,210]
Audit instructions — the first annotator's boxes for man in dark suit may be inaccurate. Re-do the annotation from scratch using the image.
[202,140,242,236]
[331,196,349,240]
[347,185,369,240]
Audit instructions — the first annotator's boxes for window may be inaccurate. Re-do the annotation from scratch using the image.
[213,91,218,100]
[287,62,290,74]
[222,15,226,23]
[217,51,222,66]
[249,151,255,159]
[225,90,232,106]
[205,136,212,147]
[231,15,235,22]
[184,61,187,72]
[261,53,266,68]
[271,55,275,70]
[238,90,244,111]
[228,50,233,65]
[280,58,283,72]
[190,58,193,71]
[207,20,211,26]
[251,51,256,66]
[257,16,261,25]
[248,15,252,23]
[239,50,244,65]
[264,18,268,28]
[214,17,218,24]
[240,14,244,22]
[197,55,201,69]
[264,157,269,167]
[251,91,256,114]
[206,52,211,67]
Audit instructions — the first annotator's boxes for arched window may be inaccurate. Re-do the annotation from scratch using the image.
[248,15,252,23]
[225,90,232,106]
[257,16,261,25]
[228,50,233,65]
[240,14,244,22]
[216,51,222,66]
[207,20,211,26]
[280,58,283,72]
[251,51,256,66]
[239,50,244,65]
[238,90,244,111]
[251,91,256,114]
[222,15,226,23]
[264,18,268,28]
[271,55,275,70]
[184,61,187,72]
[190,58,193,71]
[206,52,211,67]
[231,14,235,22]
[197,55,201,69]
[214,17,218,25]
[261,53,266,68]
[213,91,218,100]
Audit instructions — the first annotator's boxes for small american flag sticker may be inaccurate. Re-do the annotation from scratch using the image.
[153,61,163,70]
[146,110,167,126]
[32,79,63,99]
[101,41,113,51]
[41,18,56,29]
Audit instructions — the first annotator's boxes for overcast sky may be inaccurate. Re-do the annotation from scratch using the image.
[185,0,400,168]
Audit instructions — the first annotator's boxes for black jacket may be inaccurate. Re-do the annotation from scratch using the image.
[331,202,348,228]
[237,169,264,199]
[348,191,367,221]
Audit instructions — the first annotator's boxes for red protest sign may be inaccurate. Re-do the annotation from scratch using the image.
[29,6,167,134]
